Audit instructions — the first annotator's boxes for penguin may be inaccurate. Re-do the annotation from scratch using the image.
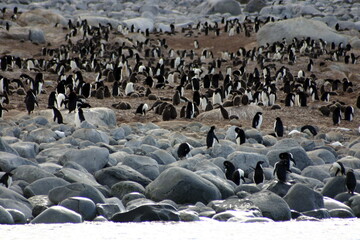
[125,82,135,96]
[329,161,346,176]
[346,169,357,195]
[193,90,200,107]
[77,107,85,123]
[56,93,66,110]
[52,107,64,124]
[177,142,192,159]
[0,172,12,188]
[48,91,57,109]
[285,93,295,107]
[24,90,38,115]
[162,104,177,121]
[273,159,289,183]
[274,117,284,137]
[300,125,318,136]
[219,105,229,120]
[252,112,263,129]
[68,91,78,113]
[200,95,209,111]
[172,90,181,106]
[253,161,265,184]
[212,88,222,105]
[185,101,195,119]
[344,106,354,121]
[136,103,148,115]
[234,127,246,145]
[223,161,245,185]
[0,103,8,119]
[278,152,296,170]
[332,107,341,125]
[206,126,219,148]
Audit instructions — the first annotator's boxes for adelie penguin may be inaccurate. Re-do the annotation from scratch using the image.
[252,112,263,129]
[253,161,265,185]
[274,117,284,137]
[332,107,341,125]
[274,152,296,182]
[206,126,219,148]
[234,127,246,145]
[344,106,354,121]
[75,108,85,127]
[223,161,245,185]
[346,169,357,195]
[301,125,317,136]
[52,107,64,124]
[136,103,148,116]
[0,172,12,188]
[24,90,38,115]
[329,161,345,176]
[177,142,192,159]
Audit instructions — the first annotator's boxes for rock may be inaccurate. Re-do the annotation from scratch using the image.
[59,146,109,174]
[59,197,96,221]
[348,195,360,217]
[0,151,38,172]
[0,198,32,220]
[96,203,123,220]
[111,203,180,222]
[212,210,259,221]
[148,149,176,165]
[284,184,324,212]
[31,206,82,224]
[307,149,336,164]
[209,198,260,213]
[6,209,27,224]
[111,181,145,200]
[267,147,312,170]
[301,165,331,182]
[23,177,70,198]
[338,156,360,169]
[302,208,331,219]
[80,16,121,29]
[244,0,267,13]
[210,141,236,158]
[0,137,19,155]
[199,0,242,15]
[72,129,110,144]
[23,128,57,144]
[145,167,222,204]
[226,151,269,175]
[95,165,152,188]
[12,165,55,183]
[18,9,67,26]
[263,180,292,197]
[10,141,39,159]
[257,17,349,46]
[321,176,347,198]
[179,210,200,221]
[48,183,106,204]
[0,206,14,224]
[245,129,263,143]
[288,173,324,189]
[329,208,356,218]
[29,28,45,44]
[122,192,146,207]
[119,155,160,180]
[123,17,154,32]
[198,173,235,199]
[323,196,354,213]
[55,168,101,187]
[248,190,291,221]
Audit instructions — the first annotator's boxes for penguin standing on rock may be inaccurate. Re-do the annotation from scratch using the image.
[346,169,357,195]
[274,117,284,137]
[252,112,263,129]
[274,152,296,183]
[177,142,192,159]
[253,161,265,184]
[206,126,219,148]
[223,161,245,185]
[234,127,246,145]
[52,107,64,124]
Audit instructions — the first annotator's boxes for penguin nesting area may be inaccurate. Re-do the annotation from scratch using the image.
[1,14,360,137]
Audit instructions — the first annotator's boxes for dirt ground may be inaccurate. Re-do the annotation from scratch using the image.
[1,18,360,139]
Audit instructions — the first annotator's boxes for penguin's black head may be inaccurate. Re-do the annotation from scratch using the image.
[223,161,235,170]
[210,126,216,130]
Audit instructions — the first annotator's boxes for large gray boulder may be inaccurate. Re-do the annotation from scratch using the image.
[48,183,106,204]
[59,146,109,174]
[59,197,96,221]
[301,165,331,182]
[23,177,70,198]
[55,168,101,187]
[148,149,176,165]
[307,149,336,164]
[18,9,67,26]
[248,190,291,221]
[95,165,152,188]
[0,151,38,172]
[111,181,146,200]
[10,141,39,159]
[111,203,180,222]
[322,176,347,198]
[31,206,82,224]
[257,17,349,46]
[0,206,14,224]
[0,137,19,155]
[119,155,160,180]
[199,0,242,15]
[23,128,57,144]
[123,17,155,32]
[259,4,324,19]
[12,165,55,183]
[29,28,46,44]
[199,173,235,199]
[348,195,360,217]
[226,151,269,175]
[244,0,267,13]
[284,184,324,212]
[72,129,110,144]
[145,167,222,204]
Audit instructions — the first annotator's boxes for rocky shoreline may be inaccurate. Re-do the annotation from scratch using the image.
[0,0,360,224]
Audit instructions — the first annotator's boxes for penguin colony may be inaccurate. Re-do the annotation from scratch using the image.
[0,11,358,132]
[0,8,359,189]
